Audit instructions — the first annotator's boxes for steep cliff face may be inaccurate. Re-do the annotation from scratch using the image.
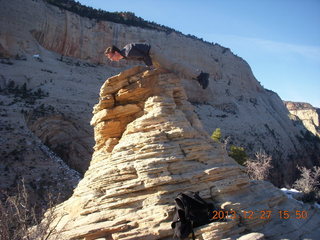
[284,101,320,137]
[1,0,319,186]
[37,67,320,240]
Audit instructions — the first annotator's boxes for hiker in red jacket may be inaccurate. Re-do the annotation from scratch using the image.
[105,43,209,89]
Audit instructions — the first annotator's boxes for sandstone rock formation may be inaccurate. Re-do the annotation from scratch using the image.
[2,0,319,187]
[38,67,320,240]
[284,101,320,137]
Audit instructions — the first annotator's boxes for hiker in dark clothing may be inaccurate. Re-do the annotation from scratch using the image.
[105,43,210,89]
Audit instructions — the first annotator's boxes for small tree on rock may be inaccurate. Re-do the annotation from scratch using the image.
[229,145,247,166]
[211,128,221,142]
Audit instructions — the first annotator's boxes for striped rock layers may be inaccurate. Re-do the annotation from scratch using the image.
[39,67,320,240]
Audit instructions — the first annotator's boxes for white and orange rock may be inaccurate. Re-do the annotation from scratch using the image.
[36,67,320,240]
[284,101,320,137]
[2,0,319,187]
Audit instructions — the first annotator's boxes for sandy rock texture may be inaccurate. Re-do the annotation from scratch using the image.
[37,67,320,240]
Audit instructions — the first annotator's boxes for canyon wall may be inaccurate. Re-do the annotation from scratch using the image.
[1,0,319,186]
[284,101,320,137]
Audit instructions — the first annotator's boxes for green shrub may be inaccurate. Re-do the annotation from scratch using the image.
[211,128,222,142]
[229,145,247,165]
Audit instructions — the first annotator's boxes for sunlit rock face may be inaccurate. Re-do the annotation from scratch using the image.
[36,67,320,240]
[284,101,320,137]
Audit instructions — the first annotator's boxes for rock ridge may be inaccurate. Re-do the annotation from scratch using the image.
[37,67,320,240]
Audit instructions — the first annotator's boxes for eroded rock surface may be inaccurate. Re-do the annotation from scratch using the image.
[38,67,320,240]
[27,114,92,173]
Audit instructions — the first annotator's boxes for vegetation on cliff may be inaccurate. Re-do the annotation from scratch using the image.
[293,166,320,203]
[45,0,177,33]
[44,0,226,48]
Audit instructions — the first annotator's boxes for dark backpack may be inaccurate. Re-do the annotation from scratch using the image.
[171,191,214,240]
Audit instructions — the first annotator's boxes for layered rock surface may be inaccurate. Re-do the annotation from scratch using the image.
[2,0,319,187]
[39,67,320,240]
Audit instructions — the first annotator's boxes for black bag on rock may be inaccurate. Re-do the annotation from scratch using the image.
[171,191,214,240]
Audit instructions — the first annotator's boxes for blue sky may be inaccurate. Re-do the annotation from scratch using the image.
[77,0,320,107]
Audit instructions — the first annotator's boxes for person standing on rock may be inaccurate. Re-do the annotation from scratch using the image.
[104,43,210,89]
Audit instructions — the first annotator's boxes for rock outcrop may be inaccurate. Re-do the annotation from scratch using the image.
[38,67,320,240]
[284,101,320,137]
[2,0,319,187]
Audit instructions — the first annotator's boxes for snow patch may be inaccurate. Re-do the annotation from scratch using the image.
[280,188,304,205]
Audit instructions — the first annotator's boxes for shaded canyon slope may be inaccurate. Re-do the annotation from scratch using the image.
[36,66,320,240]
